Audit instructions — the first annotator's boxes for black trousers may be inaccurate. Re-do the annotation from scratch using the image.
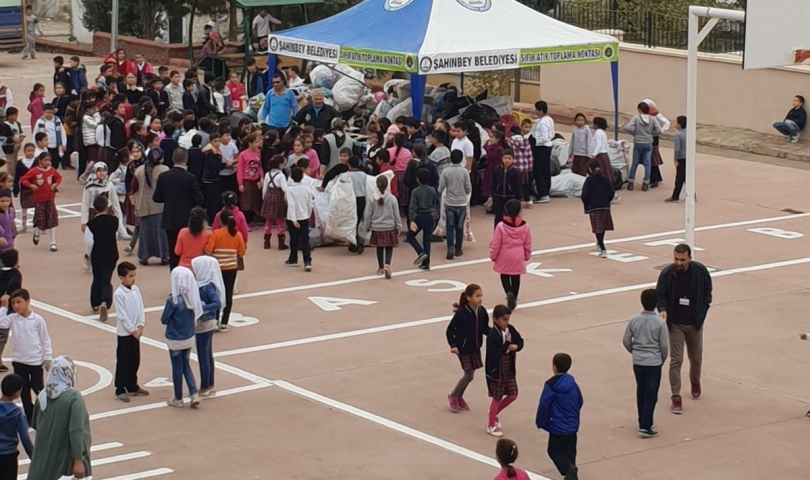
[633,364,662,431]
[547,433,577,476]
[221,269,237,325]
[532,145,552,198]
[47,147,63,170]
[202,180,222,224]
[287,220,311,264]
[219,174,238,197]
[500,274,521,299]
[672,158,686,200]
[0,451,18,479]
[493,196,505,228]
[349,196,366,252]
[77,143,88,180]
[115,334,141,395]
[90,260,115,308]
[166,228,180,270]
[13,362,43,425]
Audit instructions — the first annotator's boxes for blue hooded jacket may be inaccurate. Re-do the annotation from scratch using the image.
[535,373,583,435]
[0,401,33,456]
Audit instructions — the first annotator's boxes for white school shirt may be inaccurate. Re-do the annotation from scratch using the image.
[219,141,238,176]
[286,181,315,221]
[532,115,555,147]
[451,137,474,168]
[590,129,608,157]
[0,307,53,365]
[262,168,288,197]
[114,284,145,336]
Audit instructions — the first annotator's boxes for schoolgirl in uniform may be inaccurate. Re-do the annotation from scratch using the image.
[20,152,62,251]
[485,305,524,437]
[261,154,288,250]
[362,175,401,279]
[445,284,489,413]
[13,143,37,232]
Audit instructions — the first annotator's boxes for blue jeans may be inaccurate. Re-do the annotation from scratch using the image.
[445,206,466,250]
[195,331,215,391]
[406,213,435,267]
[169,348,197,401]
[773,120,800,137]
[629,142,653,183]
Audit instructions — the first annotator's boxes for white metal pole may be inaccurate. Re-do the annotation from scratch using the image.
[685,8,699,252]
[111,0,119,51]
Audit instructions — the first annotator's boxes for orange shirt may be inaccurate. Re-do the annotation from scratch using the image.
[204,227,246,270]
[174,227,211,269]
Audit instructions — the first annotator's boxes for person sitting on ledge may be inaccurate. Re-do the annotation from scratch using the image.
[773,95,807,143]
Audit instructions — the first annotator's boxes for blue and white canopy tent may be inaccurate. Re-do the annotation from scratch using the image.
[267,0,619,131]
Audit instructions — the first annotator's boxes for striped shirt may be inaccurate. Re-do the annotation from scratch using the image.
[204,227,246,271]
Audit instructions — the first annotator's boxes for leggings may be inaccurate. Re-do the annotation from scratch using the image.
[221,269,237,325]
[596,233,606,251]
[450,369,474,399]
[264,218,286,235]
[488,395,518,428]
[376,246,393,269]
[500,274,521,299]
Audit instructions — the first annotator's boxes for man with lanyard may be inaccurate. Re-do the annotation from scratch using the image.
[294,89,338,132]
[655,243,712,415]
[259,73,297,134]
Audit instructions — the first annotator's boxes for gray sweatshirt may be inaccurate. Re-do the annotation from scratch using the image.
[673,129,686,161]
[438,164,472,207]
[362,193,402,233]
[624,114,661,145]
[622,311,669,366]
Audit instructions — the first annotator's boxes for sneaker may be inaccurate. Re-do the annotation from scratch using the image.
[190,394,201,408]
[50,244,58,252]
[458,398,470,411]
[284,260,299,267]
[649,182,659,189]
[639,428,659,438]
[564,465,579,480]
[599,250,608,258]
[199,388,217,398]
[806,410,810,417]
[0,364,8,373]
[384,265,392,279]
[418,265,430,271]
[506,292,517,311]
[487,426,504,437]
[219,324,230,332]
[532,195,550,204]
[166,399,184,408]
[124,245,133,255]
[115,393,131,403]
[447,394,461,413]
[665,198,680,203]
[446,250,454,260]
[98,303,108,323]
[671,396,683,414]
[641,183,649,192]
[495,416,501,429]
[376,268,384,276]
[304,263,312,272]
[129,388,149,396]
[413,253,428,265]
[454,248,463,257]
[691,382,701,399]
[790,135,800,144]
[627,182,634,191]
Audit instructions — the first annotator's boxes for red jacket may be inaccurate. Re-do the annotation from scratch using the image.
[21,167,62,203]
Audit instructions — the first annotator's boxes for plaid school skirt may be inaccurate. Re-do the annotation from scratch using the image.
[651,144,664,167]
[19,189,35,209]
[33,201,58,230]
[239,180,262,213]
[518,169,532,186]
[260,187,286,219]
[589,209,614,234]
[98,146,114,165]
[393,170,408,208]
[86,145,99,164]
[458,351,483,371]
[123,200,139,227]
[369,229,399,247]
[486,354,518,398]
[572,155,590,176]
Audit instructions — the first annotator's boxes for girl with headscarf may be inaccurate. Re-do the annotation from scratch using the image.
[131,147,170,266]
[160,267,202,408]
[80,162,127,237]
[642,99,670,189]
[191,256,224,396]
[28,356,92,480]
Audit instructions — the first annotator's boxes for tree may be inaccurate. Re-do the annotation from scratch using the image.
[82,0,188,40]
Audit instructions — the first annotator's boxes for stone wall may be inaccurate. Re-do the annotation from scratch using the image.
[92,32,201,65]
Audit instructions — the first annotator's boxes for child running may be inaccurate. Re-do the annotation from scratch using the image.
[581,159,615,258]
[21,152,62,252]
[536,353,584,480]
[0,374,34,479]
[485,305,523,437]
[494,438,530,480]
[191,256,224,397]
[160,267,201,408]
[406,169,439,271]
[445,284,488,413]
[113,261,148,403]
[362,175,401,278]
[490,199,532,311]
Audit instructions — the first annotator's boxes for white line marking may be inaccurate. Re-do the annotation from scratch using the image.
[274,380,550,480]
[89,383,272,421]
[113,211,810,317]
[18,452,152,479]
[214,257,810,357]
[99,468,175,480]
[19,442,123,465]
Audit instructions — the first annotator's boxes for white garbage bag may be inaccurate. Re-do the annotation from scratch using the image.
[310,189,330,247]
[550,170,585,198]
[332,66,367,112]
[325,174,357,245]
[310,65,338,90]
[607,139,631,179]
[386,98,413,121]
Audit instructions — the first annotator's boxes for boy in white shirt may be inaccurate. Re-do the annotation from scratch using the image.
[531,100,555,204]
[113,261,148,403]
[450,122,474,172]
[285,167,315,271]
[0,289,52,424]
[33,104,66,169]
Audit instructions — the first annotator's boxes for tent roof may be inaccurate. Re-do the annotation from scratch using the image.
[234,0,321,9]
[269,0,618,73]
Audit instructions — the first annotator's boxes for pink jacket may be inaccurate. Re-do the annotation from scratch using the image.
[387,145,412,172]
[494,468,530,480]
[28,96,44,132]
[490,217,532,275]
[212,206,249,244]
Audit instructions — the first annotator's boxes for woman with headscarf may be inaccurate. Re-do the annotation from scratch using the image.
[160,267,202,408]
[27,356,92,480]
[191,256,224,397]
[131,148,171,266]
[642,99,670,189]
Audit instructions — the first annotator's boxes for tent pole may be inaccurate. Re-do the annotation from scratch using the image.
[241,8,249,81]
[459,73,464,95]
[610,60,619,140]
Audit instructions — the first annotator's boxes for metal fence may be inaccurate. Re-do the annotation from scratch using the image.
[554,2,745,54]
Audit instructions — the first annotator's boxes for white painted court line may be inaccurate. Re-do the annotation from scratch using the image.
[18,451,152,480]
[274,380,550,480]
[100,469,174,480]
[89,383,272,421]
[109,211,810,317]
[19,442,123,466]
[214,257,810,358]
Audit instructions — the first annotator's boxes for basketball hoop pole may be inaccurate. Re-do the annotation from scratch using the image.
[686,7,745,255]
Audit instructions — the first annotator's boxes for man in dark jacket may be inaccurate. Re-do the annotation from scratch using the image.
[293,89,338,132]
[153,147,204,270]
[655,243,712,415]
[772,94,807,143]
[536,353,583,480]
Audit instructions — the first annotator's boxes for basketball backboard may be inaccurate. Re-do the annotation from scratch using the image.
[743,0,810,70]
